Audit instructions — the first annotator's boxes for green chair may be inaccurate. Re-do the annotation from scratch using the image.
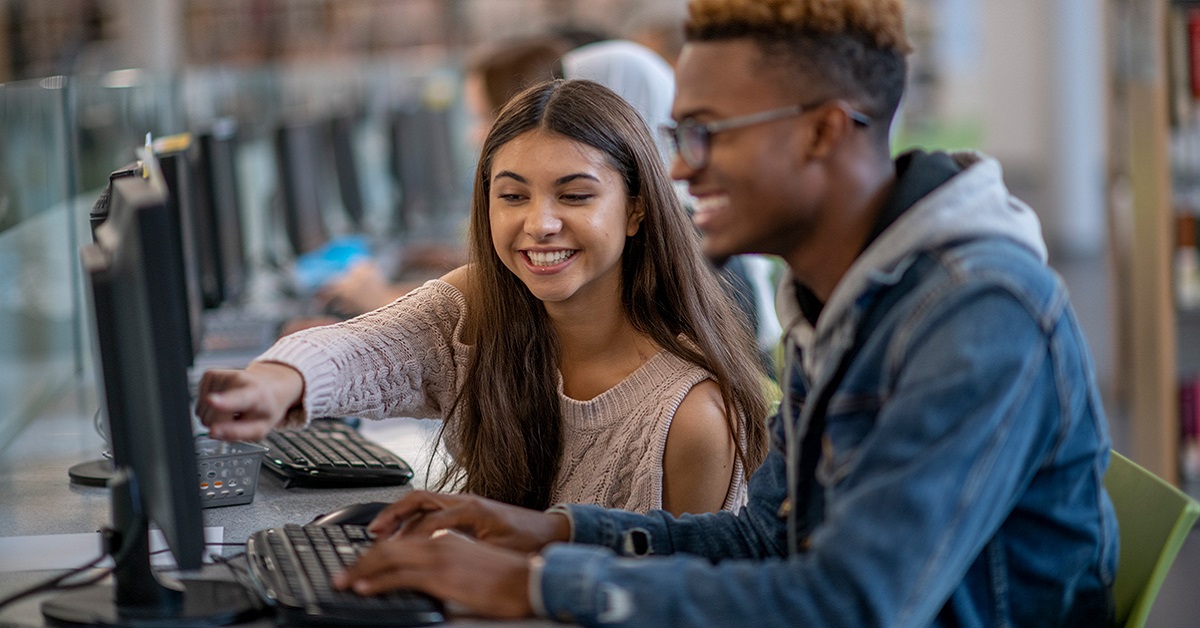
[1105,450,1200,627]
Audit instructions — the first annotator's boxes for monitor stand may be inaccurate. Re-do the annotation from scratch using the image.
[41,579,258,628]
[42,469,262,627]
[68,457,116,487]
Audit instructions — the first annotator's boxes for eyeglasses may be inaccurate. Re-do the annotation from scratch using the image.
[660,101,871,170]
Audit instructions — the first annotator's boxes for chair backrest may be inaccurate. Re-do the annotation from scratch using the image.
[1104,450,1200,627]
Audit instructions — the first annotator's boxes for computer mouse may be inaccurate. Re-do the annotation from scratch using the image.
[308,501,389,527]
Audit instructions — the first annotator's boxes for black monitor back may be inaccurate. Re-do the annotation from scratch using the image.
[84,172,204,571]
[195,122,249,306]
[389,104,458,237]
[275,119,332,256]
[144,147,204,363]
[47,166,257,626]
[331,113,366,232]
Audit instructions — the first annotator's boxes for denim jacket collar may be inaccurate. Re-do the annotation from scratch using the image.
[776,150,1048,382]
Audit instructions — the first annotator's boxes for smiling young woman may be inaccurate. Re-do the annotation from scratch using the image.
[196,79,769,517]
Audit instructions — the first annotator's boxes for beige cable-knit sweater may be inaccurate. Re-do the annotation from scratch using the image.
[256,280,747,512]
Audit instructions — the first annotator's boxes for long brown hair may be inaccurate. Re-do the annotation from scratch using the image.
[437,79,768,509]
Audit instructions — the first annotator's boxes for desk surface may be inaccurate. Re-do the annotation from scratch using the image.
[0,378,555,627]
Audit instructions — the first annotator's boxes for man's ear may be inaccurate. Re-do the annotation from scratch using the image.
[807,104,854,159]
[626,197,646,236]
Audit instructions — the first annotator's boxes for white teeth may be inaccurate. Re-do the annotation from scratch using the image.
[693,195,728,215]
[526,250,575,266]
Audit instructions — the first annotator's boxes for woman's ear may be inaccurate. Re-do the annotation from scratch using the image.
[626,197,646,236]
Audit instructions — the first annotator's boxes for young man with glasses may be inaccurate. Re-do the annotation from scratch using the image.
[332,1,1119,624]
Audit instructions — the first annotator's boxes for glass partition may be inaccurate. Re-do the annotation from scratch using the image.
[74,70,185,192]
[0,76,80,451]
[0,70,188,453]
[0,58,467,453]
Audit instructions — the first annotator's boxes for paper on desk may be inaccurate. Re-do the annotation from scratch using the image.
[0,527,224,572]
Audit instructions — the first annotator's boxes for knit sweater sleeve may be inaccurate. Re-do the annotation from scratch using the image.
[253,279,470,423]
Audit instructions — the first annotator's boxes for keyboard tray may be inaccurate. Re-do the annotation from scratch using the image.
[260,419,415,488]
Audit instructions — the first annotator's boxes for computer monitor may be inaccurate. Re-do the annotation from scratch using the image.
[42,163,257,627]
[330,113,366,232]
[388,103,459,239]
[156,142,205,361]
[195,120,249,307]
[68,145,206,490]
[274,119,332,256]
[71,157,191,489]
[188,134,224,310]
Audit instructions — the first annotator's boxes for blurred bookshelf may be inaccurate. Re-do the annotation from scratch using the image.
[1168,0,1200,487]
[1108,0,1200,488]
[1027,0,1198,489]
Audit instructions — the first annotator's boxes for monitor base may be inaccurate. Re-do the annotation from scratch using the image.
[68,458,116,488]
[42,578,262,627]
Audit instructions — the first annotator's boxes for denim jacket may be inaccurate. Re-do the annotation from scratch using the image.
[535,152,1119,627]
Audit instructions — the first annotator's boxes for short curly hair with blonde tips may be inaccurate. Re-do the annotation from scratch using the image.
[685,0,910,132]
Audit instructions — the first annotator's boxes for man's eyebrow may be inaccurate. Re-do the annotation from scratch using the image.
[672,106,716,122]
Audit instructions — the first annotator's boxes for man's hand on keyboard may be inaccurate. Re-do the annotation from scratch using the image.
[333,532,534,618]
[368,491,571,554]
[196,362,306,441]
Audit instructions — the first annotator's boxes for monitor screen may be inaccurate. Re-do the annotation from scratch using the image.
[43,161,257,626]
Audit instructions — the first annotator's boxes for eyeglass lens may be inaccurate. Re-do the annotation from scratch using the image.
[662,121,709,169]
[680,122,709,168]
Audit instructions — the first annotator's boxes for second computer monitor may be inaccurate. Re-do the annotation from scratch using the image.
[389,103,460,240]
[195,121,249,306]
[275,118,333,256]
[149,146,205,363]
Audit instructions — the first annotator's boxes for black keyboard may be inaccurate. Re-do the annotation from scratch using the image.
[260,419,415,487]
[246,523,444,626]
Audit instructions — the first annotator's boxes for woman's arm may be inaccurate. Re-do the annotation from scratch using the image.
[662,379,737,515]
[252,278,470,422]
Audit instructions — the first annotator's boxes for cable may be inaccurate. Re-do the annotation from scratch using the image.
[0,552,109,611]
[209,551,269,609]
[90,406,113,461]
[0,540,251,612]
[148,541,244,561]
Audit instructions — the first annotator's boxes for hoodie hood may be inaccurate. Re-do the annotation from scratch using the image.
[775,151,1047,375]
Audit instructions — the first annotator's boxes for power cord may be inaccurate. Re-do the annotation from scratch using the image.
[208,549,271,614]
[0,540,247,612]
[0,551,108,612]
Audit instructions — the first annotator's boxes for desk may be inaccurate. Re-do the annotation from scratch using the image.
[0,378,556,627]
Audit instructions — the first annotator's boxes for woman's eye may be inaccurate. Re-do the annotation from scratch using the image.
[561,193,593,203]
[497,193,526,203]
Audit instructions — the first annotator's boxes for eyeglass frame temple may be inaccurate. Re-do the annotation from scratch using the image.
[661,101,872,166]
[669,102,871,141]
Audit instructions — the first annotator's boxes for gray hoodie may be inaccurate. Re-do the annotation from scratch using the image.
[775,151,1049,381]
